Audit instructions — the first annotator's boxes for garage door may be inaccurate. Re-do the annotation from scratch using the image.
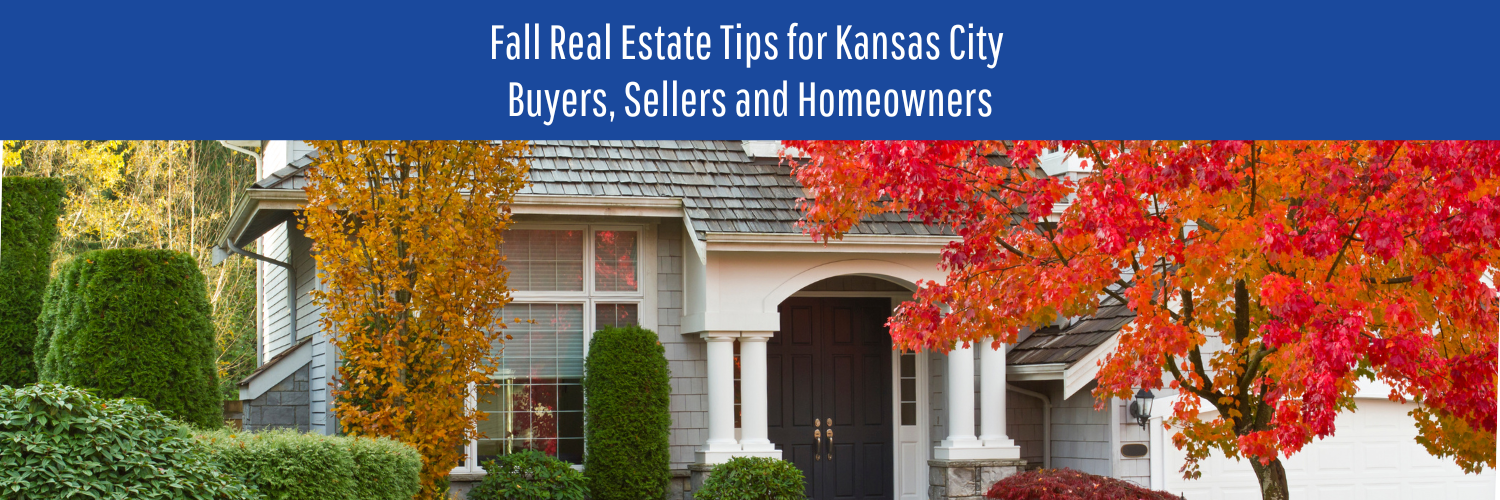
[1163,398,1495,500]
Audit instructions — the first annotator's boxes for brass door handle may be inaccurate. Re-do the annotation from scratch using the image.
[826,428,833,460]
[814,429,822,460]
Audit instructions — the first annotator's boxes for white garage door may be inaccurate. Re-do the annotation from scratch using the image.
[1163,398,1495,500]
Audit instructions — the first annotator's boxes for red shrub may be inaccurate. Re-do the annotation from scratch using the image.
[986,468,1183,500]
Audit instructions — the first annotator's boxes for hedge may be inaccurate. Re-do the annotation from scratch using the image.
[0,383,259,500]
[694,456,807,500]
[194,429,422,500]
[35,248,221,427]
[0,177,64,388]
[986,468,1184,500]
[582,325,671,500]
[467,450,588,500]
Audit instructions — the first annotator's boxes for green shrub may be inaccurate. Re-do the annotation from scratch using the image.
[0,177,64,388]
[194,429,422,500]
[467,450,588,500]
[582,325,671,500]
[35,248,221,427]
[0,383,259,500]
[694,457,807,500]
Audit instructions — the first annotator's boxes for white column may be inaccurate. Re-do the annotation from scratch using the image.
[935,342,980,459]
[935,339,1019,460]
[698,332,741,463]
[979,338,1015,448]
[737,332,778,455]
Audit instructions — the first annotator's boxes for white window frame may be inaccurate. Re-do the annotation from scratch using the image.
[453,223,647,474]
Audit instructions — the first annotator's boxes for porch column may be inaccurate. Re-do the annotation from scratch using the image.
[699,332,741,463]
[738,332,776,453]
[935,342,981,458]
[979,338,1015,447]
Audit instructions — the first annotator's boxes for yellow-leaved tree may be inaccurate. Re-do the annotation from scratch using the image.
[301,141,529,499]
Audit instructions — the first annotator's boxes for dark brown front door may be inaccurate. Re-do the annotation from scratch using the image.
[768,297,893,500]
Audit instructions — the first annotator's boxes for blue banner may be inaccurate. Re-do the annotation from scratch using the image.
[3,0,1497,138]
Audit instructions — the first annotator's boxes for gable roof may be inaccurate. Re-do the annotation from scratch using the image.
[242,140,946,241]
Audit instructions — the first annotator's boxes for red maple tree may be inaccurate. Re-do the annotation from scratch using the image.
[782,140,1498,500]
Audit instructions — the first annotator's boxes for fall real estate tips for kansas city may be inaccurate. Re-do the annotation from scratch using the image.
[491,22,1006,125]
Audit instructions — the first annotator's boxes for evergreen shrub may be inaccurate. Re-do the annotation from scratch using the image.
[694,456,808,500]
[35,248,221,427]
[0,383,259,499]
[0,177,64,387]
[467,450,588,500]
[582,324,671,500]
[195,429,422,500]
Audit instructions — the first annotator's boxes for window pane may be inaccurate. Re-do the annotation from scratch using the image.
[594,303,639,329]
[495,303,585,380]
[503,230,584,292]
[594,230,638,292]
[481,303,587,465]
[476,378,585,465]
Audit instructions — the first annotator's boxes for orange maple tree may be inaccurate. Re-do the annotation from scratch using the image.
[302,140,529,499]
[783,140,1498,500]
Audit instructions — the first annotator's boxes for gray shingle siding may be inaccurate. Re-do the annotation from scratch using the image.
[657,222,708,469]
[1052,381,1112,476]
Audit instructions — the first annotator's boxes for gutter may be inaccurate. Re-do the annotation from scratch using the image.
[1008,384,1051,469]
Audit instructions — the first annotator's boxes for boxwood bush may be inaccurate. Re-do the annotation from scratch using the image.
[985,468,1183,500]
[467,450,588,500]
[0,177,64,388]
[0,383,258,500]
[35,248,221,428]
[694,456,807,500]
[582,324,671,500]
[194,429,422,500]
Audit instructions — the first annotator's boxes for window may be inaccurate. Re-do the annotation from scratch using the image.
[899,351,917,425]
[456,225,645,472]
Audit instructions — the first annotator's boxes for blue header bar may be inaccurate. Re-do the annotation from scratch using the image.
[3,1,1497,138]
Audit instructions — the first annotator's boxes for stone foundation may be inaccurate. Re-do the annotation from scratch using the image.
[242,362,311,432]
[928,458,1026,500]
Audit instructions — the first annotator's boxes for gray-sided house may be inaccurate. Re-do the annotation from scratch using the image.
[217,141,1494,500]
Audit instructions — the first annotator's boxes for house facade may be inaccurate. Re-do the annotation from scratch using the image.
[219,140,1494,500]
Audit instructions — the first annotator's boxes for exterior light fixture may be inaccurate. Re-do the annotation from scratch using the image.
[1128,388,1155,430]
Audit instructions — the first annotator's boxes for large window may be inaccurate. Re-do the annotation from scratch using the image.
[456,226,644,472]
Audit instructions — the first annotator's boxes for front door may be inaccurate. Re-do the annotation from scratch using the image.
[768,297,893,500]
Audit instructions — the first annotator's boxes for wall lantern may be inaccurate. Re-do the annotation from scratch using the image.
[1128,388,1155,430]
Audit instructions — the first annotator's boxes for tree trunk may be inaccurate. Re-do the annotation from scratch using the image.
[1249,457,1290,500]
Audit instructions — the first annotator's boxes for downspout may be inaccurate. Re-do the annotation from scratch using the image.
[1007,383,1051,469]
[216,142,294,363]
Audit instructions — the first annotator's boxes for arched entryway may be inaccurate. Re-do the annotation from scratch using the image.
[767,276,914,500]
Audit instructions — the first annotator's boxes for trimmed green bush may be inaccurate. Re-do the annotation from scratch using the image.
[467,450,588,500]
[0,383,259,500]
[194,429,422,500]
[694,457,808,500]
[582,324,671,500]
[0,177,64,388]
[35,248,221,427]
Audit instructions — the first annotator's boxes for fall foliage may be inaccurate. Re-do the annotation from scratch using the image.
[2,141,259,397]
[301,140,529,499]
[783,140,1498,500]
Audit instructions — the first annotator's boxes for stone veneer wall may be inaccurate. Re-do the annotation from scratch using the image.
[242,362,311,432]
[929,458,1026,500]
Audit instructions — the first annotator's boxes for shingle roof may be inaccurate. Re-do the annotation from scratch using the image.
[1007,300,1135,366]
[251,140,946,240]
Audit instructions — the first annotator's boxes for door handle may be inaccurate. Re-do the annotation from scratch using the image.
[826,428,833,460]
[813,418,822,461]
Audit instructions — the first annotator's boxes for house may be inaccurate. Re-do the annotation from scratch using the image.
[217,140,1494,500]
